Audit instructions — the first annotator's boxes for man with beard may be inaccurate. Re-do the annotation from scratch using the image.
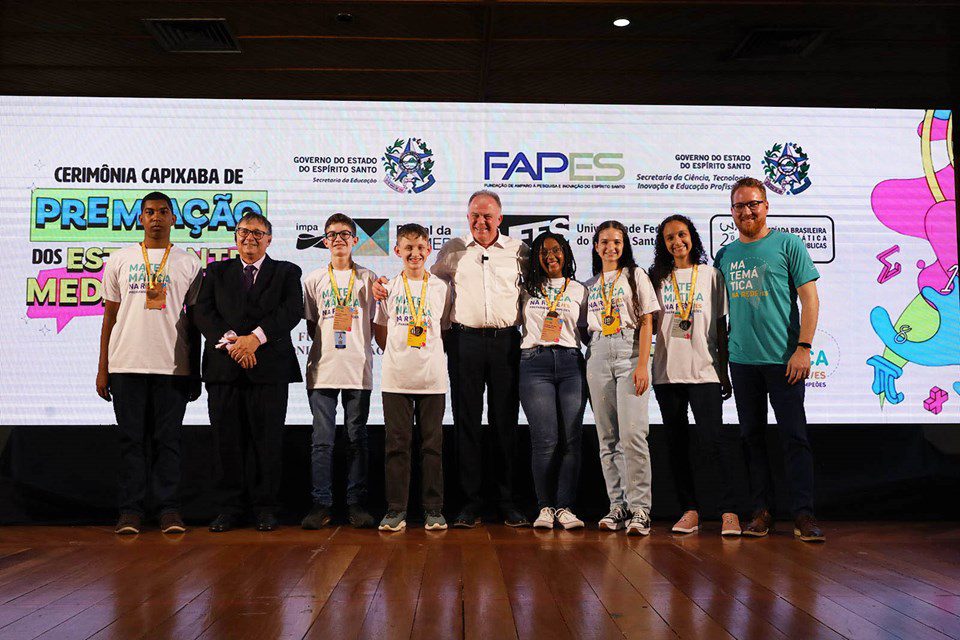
[714,177,824,542]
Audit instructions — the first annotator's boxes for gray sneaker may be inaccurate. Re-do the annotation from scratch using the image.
[626,509,652,536]
[424,510,448,530]
[379,510,406,532]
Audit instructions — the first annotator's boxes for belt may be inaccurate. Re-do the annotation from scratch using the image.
[453,323,517,337]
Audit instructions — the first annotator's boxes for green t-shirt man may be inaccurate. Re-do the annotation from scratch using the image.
[714,230,819,365]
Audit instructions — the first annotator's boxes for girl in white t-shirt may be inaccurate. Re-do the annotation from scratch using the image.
[584,221,661,536]
[519,232,589,530]
[649,214,745,537]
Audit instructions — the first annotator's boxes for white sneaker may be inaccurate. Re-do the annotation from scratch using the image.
[626,509,651,536]
[555,508,584,530]
[598,505,630,531]
[533,507,556,529]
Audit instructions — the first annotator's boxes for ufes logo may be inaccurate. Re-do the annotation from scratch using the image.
[485,152,624,182]
[501,215,570,245]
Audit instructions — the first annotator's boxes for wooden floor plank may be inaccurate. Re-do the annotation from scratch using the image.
[0,523,958,640]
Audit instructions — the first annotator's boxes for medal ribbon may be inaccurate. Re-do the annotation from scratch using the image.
[328,264,357,307]
[140,242,172,288]
[670,264,699,322]
[402,272,429,329]
[599,268,622,318]
[542,278,569,314]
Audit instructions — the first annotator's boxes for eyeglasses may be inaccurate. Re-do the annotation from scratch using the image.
[236,227,269,240]
[539,247,564,258]
[324,230,355,242]
[732,200,766,213]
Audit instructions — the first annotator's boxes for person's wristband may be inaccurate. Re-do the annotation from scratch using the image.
[797,342,812,350]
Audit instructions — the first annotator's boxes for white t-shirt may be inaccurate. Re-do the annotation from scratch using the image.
[584,267,661,335]
[520,278,589,349]
[102,244,203,376]
[375,273,452,394]
[652,265,727,384]
[303,263,377,390]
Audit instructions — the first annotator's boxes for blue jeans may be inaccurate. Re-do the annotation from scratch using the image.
[729,363,814,517]
[519,346,587,510]
[308,388,371,507]
[586,329,652,515]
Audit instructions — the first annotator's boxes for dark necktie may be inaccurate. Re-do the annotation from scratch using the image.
[242,264,257,291]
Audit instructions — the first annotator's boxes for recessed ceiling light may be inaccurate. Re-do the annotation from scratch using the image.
[613,18,630,28]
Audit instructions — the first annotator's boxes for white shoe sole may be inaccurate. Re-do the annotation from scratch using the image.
[533,521,554,529]
[379,521,406,532]
[626,527,651,536]
[598,521,625,531]
[560,521,584,530]
[721,529,742,537]
[671,525,699,534]
[424,522,447,530]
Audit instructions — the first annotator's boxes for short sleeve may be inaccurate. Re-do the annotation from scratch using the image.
[303,272,320,323]
[102,251,122,303]
[713,245,726,271]
[785,234,820,287]
[711,266,728,319]
[374,281,391,327]
[634,269,661,315]
[577,282,589,328]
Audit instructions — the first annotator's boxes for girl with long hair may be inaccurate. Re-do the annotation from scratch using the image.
[519,231,590,530]
[584,221,660,535]
[649,214,745,536]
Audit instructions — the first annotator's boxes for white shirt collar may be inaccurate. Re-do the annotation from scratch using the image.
[464,231,504,249]
[240,254,267,270]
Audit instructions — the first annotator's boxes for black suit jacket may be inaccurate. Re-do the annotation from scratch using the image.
[193,255,304,385]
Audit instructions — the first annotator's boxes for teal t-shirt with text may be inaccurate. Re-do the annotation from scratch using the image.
[714,230,819,365]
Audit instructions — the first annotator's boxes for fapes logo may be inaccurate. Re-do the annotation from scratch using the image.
[296,218,390,256]
[501,215,570,245]
[485,152,624,182]
[762,142,811,195]
[382,137,436,194]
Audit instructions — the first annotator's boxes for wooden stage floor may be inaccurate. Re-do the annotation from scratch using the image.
[0,522,958,640]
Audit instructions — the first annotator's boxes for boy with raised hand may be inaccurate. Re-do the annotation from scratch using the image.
[300,213,377,529]
[373,224,452,532]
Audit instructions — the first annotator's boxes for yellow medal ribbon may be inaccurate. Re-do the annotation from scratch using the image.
[402,272,429,330]
[670,264,699,322]
[140,242,172,288]
[542,278,569,315]
[328,264,357,307]
[599,268,622,318]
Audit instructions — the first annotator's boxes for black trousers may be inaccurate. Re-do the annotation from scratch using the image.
[110,373,189,517]
[730,363,815,517]
[654,382,746,515]
[447,326,521,511]
[207,382,289,517]
[382,392,445,512]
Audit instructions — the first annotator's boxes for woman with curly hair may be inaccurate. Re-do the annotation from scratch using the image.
[584,221,660,535]
[649,214,745,536]
[519,231,590,530]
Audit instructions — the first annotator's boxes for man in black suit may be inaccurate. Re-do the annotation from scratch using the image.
[194,212,304,532]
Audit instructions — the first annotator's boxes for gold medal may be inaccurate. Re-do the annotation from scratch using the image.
[141,242,172,310]
[328,265,356,332]
[402,272,430,349]
[599,269,622,336]
[670,265,699,331]
[539,278,569,343]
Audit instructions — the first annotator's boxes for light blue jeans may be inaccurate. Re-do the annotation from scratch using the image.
[585,328,653,515]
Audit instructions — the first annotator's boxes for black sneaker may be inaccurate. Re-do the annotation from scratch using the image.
[454,506,481,528]
[348,504,375,529]
[115,512,141,535]
[503,507,530,528]
[301,504,331,530]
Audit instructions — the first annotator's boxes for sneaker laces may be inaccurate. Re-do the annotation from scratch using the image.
[631,510,650,526]
[604,505,627,522]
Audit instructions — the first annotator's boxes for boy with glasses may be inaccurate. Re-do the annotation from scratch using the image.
[300,214,378,528]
